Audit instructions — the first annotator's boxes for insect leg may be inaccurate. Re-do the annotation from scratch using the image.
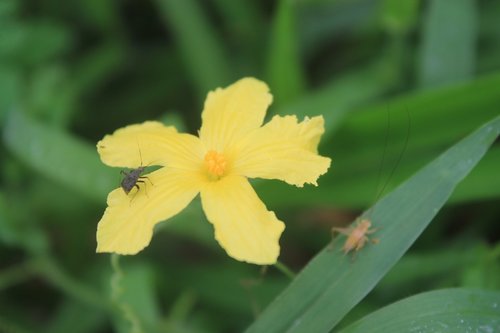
[331,227,351,237]
[135,179,149,197]
[128,185,140,206]
[366,227,380,235]
[328,227,351,251]
[129,181,146,205]
[355,237,368,252]
[139,175,153,186]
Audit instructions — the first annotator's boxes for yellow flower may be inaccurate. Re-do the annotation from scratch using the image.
[96,78,331,265]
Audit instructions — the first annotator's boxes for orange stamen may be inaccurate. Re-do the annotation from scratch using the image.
[204,150,227,178]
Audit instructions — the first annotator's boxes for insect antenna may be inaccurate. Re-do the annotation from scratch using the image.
[328,108,410,256]
[373,105,391,203]
[136,138,144,167]
[372,106,411,206]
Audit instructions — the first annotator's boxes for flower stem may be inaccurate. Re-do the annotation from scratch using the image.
[274,261,296,280]
[110,254,143,333]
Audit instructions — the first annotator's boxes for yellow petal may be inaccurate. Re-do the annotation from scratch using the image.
[199,77,272,152]
[233,115,331,187]
[97,121,204,171]
[200,175,285,265]
[96,168,201,254]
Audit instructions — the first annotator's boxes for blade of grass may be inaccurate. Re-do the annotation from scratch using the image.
[274,56,401,135]
[338,288,500,333]
[155,0,231,100]
[210,0,264,66]
[45,299,107,333]
[267,0,306,106]
[418,0,477,88]
[259,71,500,208]
[380,0,419,34]
[245,116,500,333]
[0,66,20,124]
[3,110,115,202]
[452,146,500,203]
[111,260,160,333]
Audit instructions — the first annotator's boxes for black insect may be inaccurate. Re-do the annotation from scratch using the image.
[120,143,152,195]
[120,167,149,194]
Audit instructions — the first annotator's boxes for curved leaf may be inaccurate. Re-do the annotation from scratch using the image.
[155,0,231,100]
[339,288,500,333]
[245,116,500,333]
[3,110,115,202]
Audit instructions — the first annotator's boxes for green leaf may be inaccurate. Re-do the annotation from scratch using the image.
[0,191,48,253]
[260,71,500,208]
[376,244,488,292]
[44,300,106,333]
[245,116,500,333]
[0,0,19,18]
[155,0,231,100]
[418,0,478,88]
[339,288,500,333]
[452,146,500,203]
[0,66,20,124]
[210,0,264,67]
[3,110,116,202]
[13,20,72,65]
[72,43,126,98]
[274,56,401,135]
[267,0,306,106]
[111,260,161,333]
[76,0,122,33]
[380,0,419,34]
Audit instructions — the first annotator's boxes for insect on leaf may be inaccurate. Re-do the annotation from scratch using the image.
[245,116,500,333]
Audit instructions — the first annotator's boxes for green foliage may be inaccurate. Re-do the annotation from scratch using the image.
[1,1,499,332]
[246,116,500,333]
[267,0,306,106]
[418,0,477,88]
[339,288,500,333]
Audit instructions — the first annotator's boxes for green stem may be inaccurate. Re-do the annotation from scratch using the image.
[274,261,296,280]
[110,254,143,333]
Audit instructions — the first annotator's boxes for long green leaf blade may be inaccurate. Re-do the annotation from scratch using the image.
[418,0,477,87]
[155,0,231,100]
[339,288,500,333]
[3,110,115,202]
[267,0,305,106]
[245,116,500,333]
[259,72,500,208]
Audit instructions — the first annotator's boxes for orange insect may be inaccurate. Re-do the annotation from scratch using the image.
[330,218,379,255]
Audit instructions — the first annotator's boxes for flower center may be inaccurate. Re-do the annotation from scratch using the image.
[204,150,227,178]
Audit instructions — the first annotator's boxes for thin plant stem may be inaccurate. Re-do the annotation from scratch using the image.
[274,261,296,280]
[110,254,143,333]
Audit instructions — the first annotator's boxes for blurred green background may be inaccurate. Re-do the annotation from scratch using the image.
[0,0,499,332]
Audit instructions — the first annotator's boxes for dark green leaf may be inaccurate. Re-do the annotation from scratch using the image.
[3,110,115,202]
[245,116,500,333]
[339,289,500,333]
[267,0,306,106]
[155,0,231,100]
[418,0,478,87]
